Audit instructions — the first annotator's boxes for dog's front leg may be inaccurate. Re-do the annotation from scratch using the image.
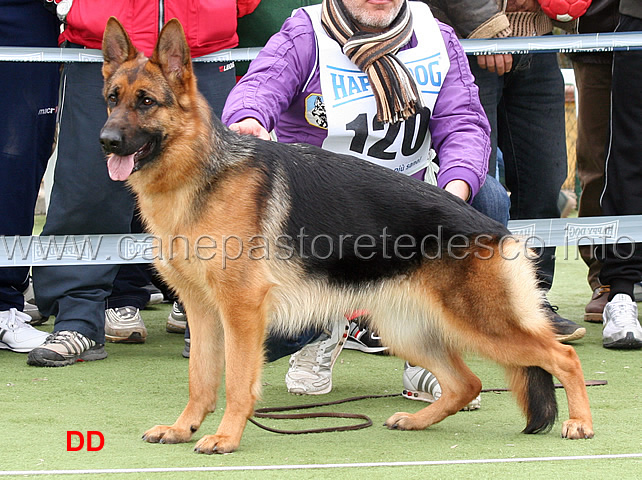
[143,301,224,445]
[193,297,267,454]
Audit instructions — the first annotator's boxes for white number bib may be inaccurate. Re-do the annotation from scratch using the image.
[305,2,449,178]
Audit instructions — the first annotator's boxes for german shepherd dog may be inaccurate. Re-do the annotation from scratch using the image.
[99,18,593,454]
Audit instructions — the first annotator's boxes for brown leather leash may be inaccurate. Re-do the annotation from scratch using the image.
[249,394,398,434]
[249,380,607,435]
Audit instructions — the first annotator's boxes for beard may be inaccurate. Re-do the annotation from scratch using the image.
[344,0,404,30]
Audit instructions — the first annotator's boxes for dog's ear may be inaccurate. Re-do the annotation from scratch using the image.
[102,17,138,81]
[150,18,193,87]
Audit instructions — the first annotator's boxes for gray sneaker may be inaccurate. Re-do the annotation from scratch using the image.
[166,301,187,333]
[182,337,190,358]
[402,362,481,411]
[602,294,642,349]
[285,318,349,395]
[23,279,48,325]
[27,330,107,367]
[105,306,147,343]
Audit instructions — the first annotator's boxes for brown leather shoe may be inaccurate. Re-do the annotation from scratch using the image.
[584,285,610,323]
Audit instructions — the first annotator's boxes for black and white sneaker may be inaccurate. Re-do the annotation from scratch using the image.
[402,362,481,411]
[143,284,165,306]
[344,319,389,354]
[27,330,107,367]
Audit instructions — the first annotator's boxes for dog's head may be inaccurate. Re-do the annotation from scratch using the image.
[100,17,200,181]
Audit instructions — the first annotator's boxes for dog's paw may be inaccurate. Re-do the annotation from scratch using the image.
[561,419,594,439]
[384,412,421,430]
[193,434,239,454]
[142,425,193,444]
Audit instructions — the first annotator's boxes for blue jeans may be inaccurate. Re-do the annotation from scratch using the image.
[469,50,567,291]
[264,174,510,362]
[472,174,510,227]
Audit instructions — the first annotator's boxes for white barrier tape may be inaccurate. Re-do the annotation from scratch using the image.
[461,31,642,55]
[507,215,642,249]
[1,216,641,267]
[1,32,642,64]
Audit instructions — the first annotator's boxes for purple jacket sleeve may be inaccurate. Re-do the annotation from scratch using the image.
[222,10,315,132]
[430,23,491,198]
[223,12,491,200]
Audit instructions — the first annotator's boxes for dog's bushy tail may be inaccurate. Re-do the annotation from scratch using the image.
[508,366,557,434]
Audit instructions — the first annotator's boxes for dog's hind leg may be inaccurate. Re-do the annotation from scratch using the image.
[477,334,593,439]
[549,343,594,439]
[193,287,269,454]
[515,340,593,439]
[384,352,482,430]
[143,298,225,445]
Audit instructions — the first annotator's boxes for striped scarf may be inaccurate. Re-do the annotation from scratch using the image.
[321,0,422,124]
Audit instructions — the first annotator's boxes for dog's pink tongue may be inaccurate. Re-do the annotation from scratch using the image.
[107,154,135,181]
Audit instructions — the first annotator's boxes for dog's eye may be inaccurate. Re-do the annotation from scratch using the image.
[107,94,117,105]
[142,97,156,107]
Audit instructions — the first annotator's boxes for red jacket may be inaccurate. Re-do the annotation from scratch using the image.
[60,0,261,57]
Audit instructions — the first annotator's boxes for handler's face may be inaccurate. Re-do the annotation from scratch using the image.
[342,0,405,32]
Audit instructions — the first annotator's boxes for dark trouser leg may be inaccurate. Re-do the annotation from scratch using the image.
[496,52,567,291]
[572,61,612,290]
[0,4,58,311]
[32,62,135,344]
[598,15,642,298]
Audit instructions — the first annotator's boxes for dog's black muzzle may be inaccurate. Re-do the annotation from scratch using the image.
[99,126,125,155]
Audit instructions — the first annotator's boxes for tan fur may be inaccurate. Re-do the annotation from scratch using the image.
[100,17,593,454]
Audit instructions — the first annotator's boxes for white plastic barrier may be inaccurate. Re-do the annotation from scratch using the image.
[2,215,642,266]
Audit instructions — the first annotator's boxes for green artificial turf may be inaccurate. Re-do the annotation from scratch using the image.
[0,222,640,478]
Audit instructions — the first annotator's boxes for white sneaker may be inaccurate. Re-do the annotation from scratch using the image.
[602,293,642,349]
[402,362,481,411]
[285,318,349,395]
[0,308,49,353]
[105,306,147,343]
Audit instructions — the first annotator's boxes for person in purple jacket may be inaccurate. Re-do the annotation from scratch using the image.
[222,0,509,407]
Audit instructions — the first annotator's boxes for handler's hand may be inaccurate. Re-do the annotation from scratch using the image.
[477,53,513,76]
[444,179,471,202]
[229,117,271,141]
